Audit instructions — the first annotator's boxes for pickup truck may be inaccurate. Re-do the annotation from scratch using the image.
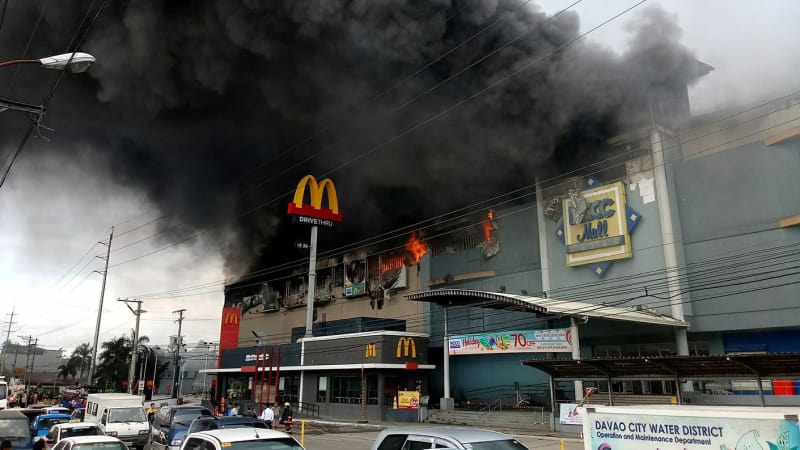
[30,413,72,446]
[149,405,213,450]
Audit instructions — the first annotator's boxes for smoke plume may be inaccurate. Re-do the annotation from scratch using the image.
[0,1,704,278]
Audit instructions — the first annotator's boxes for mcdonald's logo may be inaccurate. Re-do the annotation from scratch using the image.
[365,343,377,358]
[396,337,416,359]
[287,175,343,224]
[223,312,239,325]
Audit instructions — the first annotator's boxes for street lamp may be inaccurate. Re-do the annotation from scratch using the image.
[0,52,96,73]
[151,346,160,397]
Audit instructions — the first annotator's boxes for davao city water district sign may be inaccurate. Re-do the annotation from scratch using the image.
[556,177,641,277]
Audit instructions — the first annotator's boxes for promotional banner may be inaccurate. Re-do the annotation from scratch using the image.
[586,411,800,450]
[397,390,420,410]
[560,403,588,425]
[448,328,572,355]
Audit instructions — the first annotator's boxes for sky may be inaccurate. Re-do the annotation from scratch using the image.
[1,0,799,357]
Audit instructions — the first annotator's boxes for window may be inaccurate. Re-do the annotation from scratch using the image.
[377,435,408,450]
[317,376,328,403]
[53,442,68,450]
[182,438,207,450]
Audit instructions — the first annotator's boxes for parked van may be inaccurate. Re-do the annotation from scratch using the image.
[84,394,149,450]
[0,410,34,450]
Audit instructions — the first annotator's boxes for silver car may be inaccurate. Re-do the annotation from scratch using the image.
[371,427,530,450]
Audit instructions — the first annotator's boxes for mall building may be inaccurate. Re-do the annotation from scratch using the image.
[205,92,800,422]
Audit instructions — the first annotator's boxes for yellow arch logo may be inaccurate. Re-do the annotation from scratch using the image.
[396,337,416,359]
[365,343,377,358]
[223,312,239,325]
[287,175,343,222]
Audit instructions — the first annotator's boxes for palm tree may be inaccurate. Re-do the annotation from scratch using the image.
[57,360,77,381]
[70,343,92,384]
[95,330,150,392]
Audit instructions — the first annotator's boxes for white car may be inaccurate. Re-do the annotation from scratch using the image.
[178,428,304,450]
[45,423,105,448]
[52,435,129,450]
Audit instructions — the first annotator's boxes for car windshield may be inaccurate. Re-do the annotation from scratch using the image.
[467,439,530,450]
[226,438,303,450]
[73,443,129,450]
[0,419,30,438]
[109,408,146,423]
[174,410,211,425]
[0,385,7,399]
[63,426,104,438]
[39,418,71,429]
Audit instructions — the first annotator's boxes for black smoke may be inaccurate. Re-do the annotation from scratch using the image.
[0,1,705,277]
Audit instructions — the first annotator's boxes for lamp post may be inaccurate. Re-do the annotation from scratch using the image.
[0,52,96,73]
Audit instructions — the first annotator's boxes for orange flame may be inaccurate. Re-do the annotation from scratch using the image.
[380,255,404,273]
[405,232,428,265]
[482,209,496,243]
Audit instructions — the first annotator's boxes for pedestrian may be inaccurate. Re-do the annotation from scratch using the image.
[279,402,292,434]
[19,391,27,408]
[229,404,239,416]
[33,438,46,450]
[146,403,158,423]
[1,439,12,450]
[244,406,257,418]
[259,403,274,429]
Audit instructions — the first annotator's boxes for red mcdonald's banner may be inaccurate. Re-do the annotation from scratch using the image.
[219,307,241,358]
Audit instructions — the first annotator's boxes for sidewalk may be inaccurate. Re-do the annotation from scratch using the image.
[297,416,583,442]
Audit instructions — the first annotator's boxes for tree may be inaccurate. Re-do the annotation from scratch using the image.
[57,361,77,381]
[70,343,92,384]
[95,330,149,392]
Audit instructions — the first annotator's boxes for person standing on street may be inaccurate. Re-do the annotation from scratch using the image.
[259,403,274,429]
[2,439,12,450]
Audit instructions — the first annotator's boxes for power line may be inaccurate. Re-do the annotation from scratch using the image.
[0,0,109,191]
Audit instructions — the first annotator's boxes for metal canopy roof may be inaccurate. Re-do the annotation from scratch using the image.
[521,354,800,380]
[406,289,687,327]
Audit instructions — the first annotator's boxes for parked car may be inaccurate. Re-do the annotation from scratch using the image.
[31,413,73,446]
[44,422,105,448]
[186,416,268,435]
[70,409,86,422]
[0,410,34,450]
[149,405,213,450]
[52,435,128,450]
[178,428,302,450]
[371,427,531,450]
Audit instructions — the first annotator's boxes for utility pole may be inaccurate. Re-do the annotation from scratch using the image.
[171,309,186,399]
[22,335,33,388]
[29,338,38,387]
[88,227,114,386]
[118,298,144,395]
[1,309,17,376]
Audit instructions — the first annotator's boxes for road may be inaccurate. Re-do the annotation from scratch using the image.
[299,430,584,450]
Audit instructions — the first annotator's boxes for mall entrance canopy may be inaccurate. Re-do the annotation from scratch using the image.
[405,288,687,408]
[522,353,800,406]
[406,288,687,326]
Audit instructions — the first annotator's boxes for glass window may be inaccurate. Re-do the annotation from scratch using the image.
[73,443,129,450]
[182,438,206,450]
[377,435,408,450]
[63,426,104,438]
[227,438,303,450]
[109,408,146,423]
[468,440,530,450]
[317,376,328,403]
[0,385,7,399]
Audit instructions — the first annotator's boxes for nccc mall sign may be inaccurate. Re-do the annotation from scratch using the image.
[556,177,642,277]
[287,175,343,228]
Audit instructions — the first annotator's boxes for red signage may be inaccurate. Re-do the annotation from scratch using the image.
[219,307,241,367]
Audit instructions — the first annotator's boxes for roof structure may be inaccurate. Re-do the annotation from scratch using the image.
[522,353,800,380]
[406,289,687,327]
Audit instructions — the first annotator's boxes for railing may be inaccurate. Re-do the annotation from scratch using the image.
[463,383,550,410]
[479,398,503,412]
[295,402,319,418]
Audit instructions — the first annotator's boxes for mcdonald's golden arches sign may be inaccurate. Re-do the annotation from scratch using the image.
[287,175,343,228]
[365,343,377,358]
[396,337,417,359]
[219,307,241,351]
